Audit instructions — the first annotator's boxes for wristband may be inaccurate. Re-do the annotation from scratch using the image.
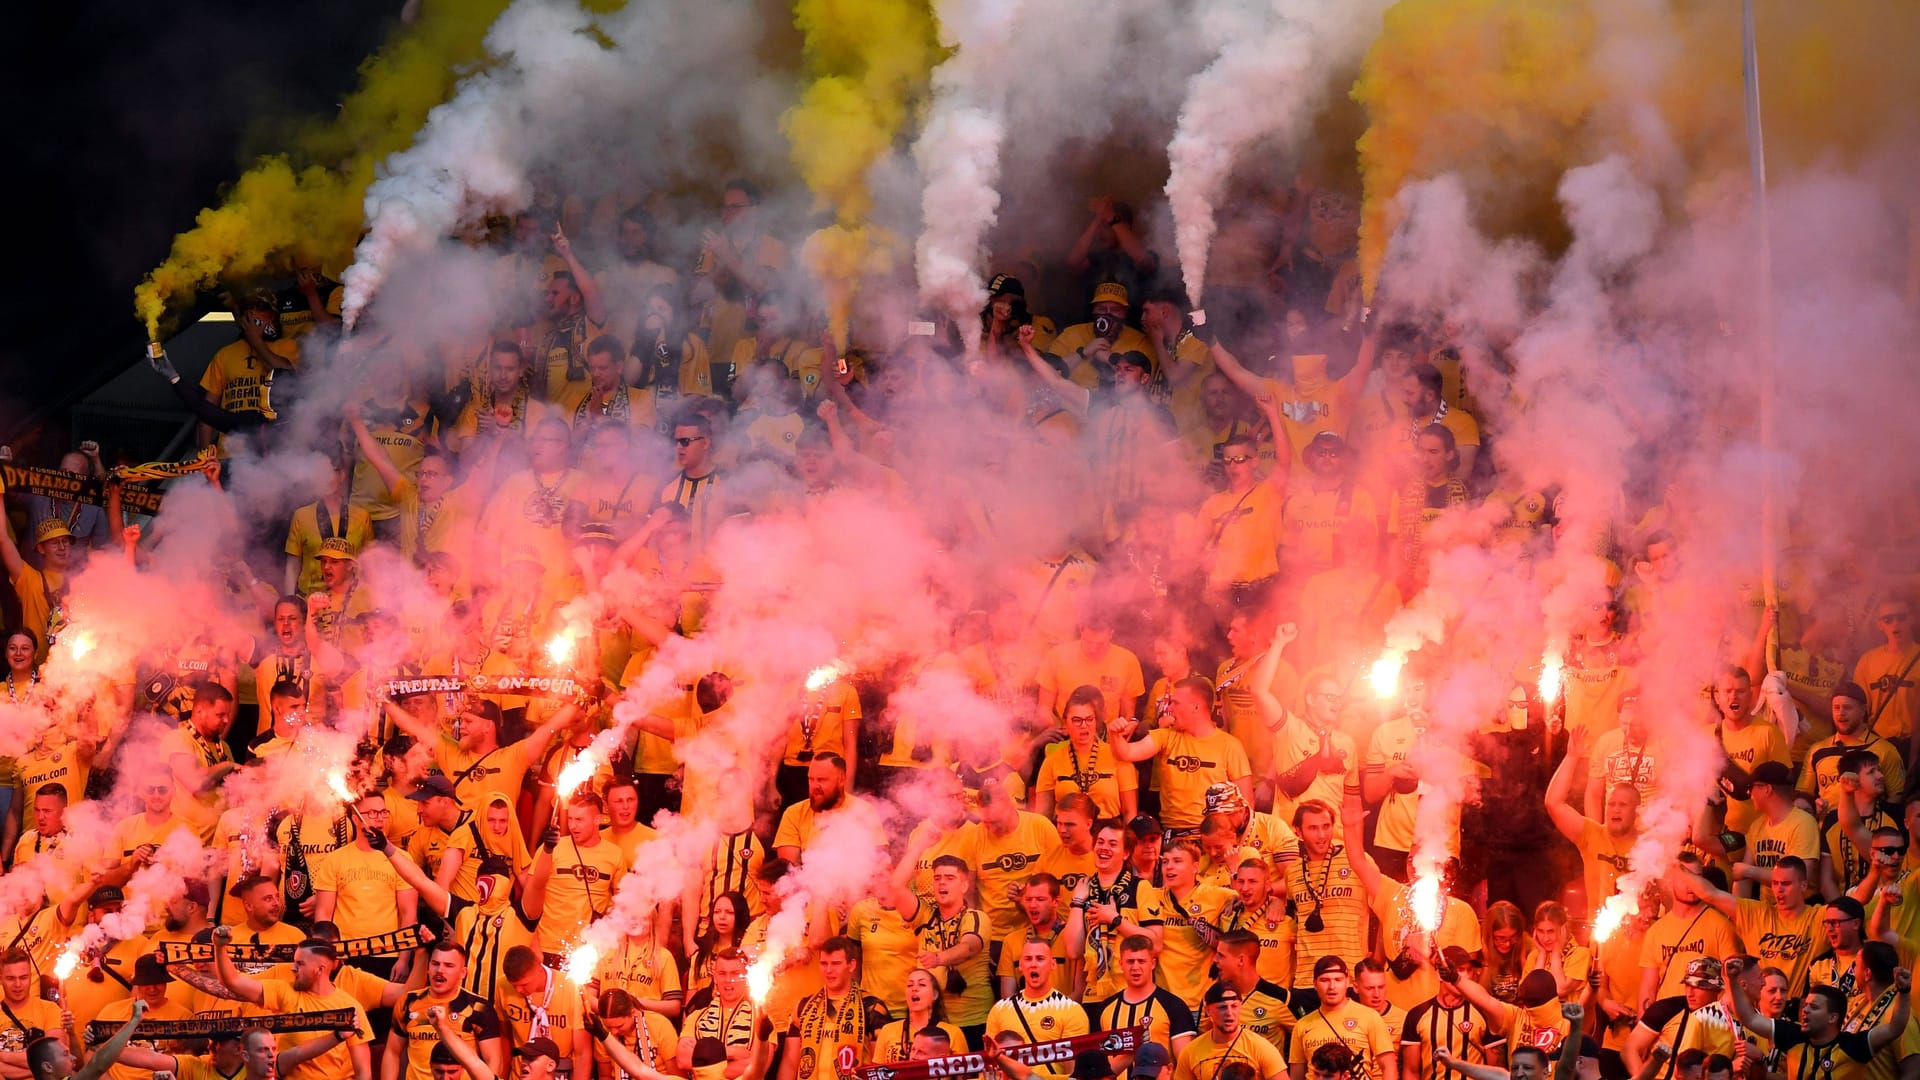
[1071,899,1089,910]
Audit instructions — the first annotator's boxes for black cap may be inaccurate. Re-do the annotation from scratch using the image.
[987,274,1025,298]
[1135,1043,1172,1069]
[1517,969,1560,1007]
[520,1038,561,1064]
[1833,681,1869,706]
[408,775,460,802]
[1312,955,1348,978]
[1203,983,1243,1006]
[89,885,125,906]
[132,955,173,986]
[1749,761,1793,790]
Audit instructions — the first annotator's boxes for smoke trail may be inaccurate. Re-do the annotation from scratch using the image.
[131,0,539,340]
[783,0,939,347]
[1164,0,1384,307]
[343,0,790,328]
[912,0,1023,329]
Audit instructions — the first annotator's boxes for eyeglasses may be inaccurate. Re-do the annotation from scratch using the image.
[675,436,708,447]
[1873,846,1907,855]
[1222,455,1253,465]
[1823,917,1860,925]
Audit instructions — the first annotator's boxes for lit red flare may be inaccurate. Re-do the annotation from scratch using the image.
[53,944,81,982]
[1368,653,1403,699]
[804,660,847,693]
[555,750,601,800]
[564,942,599,986]
[1409,874,1445,934]
[1538,652,1564,705]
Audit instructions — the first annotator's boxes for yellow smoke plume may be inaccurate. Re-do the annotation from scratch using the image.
[1352,0,1599,302]
[1352,0,1920,302]
[782,0,939,348]
[133,0,535,341]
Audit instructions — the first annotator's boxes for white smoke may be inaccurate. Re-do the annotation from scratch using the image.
[913,0,1026,328]
[1165,0,1386,306]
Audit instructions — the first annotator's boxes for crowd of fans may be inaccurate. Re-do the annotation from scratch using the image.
[0,172,1913,1080]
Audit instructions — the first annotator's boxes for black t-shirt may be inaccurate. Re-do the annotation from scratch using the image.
[1772,1019,1875,1080]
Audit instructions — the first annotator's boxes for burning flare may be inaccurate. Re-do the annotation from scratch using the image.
[65,633,95,663]
[1368,652,1404,699]
[554,750,601,801]
[1538,651,1564,705]
[564,942,600,986]
[804,660,847,694]
[1409,873,1445,934]
[1590,893,1636,943]
[326,771,356,805]
[746,954,777,1006]
[545,629,579,667]
[53,944,81,982]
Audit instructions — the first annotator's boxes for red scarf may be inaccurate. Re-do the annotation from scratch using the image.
[851,1023,1147,1080]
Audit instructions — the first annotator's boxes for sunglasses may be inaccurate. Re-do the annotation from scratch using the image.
[674,436,707,447]
[1222,455,1253,465]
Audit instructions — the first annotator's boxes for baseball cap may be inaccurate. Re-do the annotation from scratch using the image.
[1832,682,1869,707]
[182,880,212,910]
[1091,282,1130,308]
[1682,957,1724,991]
[1827,896,1866,922]
[987,274,1025,298]
[1308,431,1349,453]
[1439,946,1481,972]
[1202,983,1243,1006]
[1517,969,1560,1007]
[407,775,460,802]
[1134,1043,1172,1071]
[317,537,357,562]
[462,700,505,726]
[1312,955,1348,979]
[520,1038,561,1064]
[1749,761,1793,790]
[33,520,72,545]
[1203,782,1249,817]
[89,885,125,907]
[132,955,173,986]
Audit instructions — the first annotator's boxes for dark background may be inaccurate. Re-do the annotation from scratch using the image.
[2,3,396,446]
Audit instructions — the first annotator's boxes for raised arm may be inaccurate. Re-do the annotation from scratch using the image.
[73,1001,148,1080]
[380,837,452,917]
[1544,729,1590,843]
[1103,716,1161,763]
[1868,969,1913,1054]
[553,226,609,327]
[1450,973,1516,1032]
[1431,1045,1511,1080]
[276,1030,361,1076]
[345,408,404,496]
[1017,328,1091,417]
[1550,1005,1584,1080]
[1341,783,1385,900]
[210,924,267,1004]
[1250,623,1299,731]
[1208,338,1270,404]
[430,1008,498,1080]
[1681,868,1739,919]
[1723,958,1774,1042]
